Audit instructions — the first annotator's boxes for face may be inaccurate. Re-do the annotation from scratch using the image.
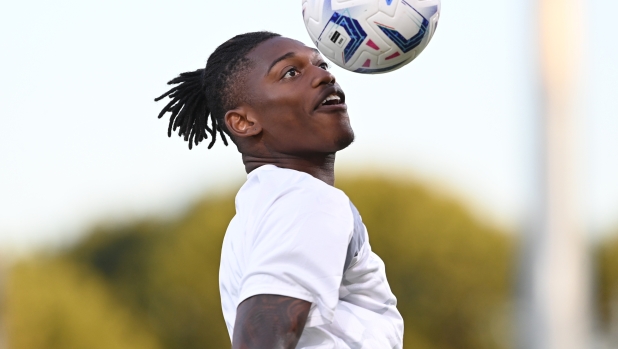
[234,37,354,156]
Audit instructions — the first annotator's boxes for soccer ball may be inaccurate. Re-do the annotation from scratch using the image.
[301,0,440,74]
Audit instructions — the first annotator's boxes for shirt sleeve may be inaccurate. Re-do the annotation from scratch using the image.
[237,186,353,327]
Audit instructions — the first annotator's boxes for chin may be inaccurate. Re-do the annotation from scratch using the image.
[334,128,355,151]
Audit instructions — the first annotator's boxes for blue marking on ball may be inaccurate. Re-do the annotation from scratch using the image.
[325,12,367,63]
[377,16,428,53]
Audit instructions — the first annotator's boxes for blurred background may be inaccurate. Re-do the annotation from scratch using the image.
[0,0,616,348]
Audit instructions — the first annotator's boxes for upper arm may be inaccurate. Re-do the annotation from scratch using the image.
[232,294,311,349]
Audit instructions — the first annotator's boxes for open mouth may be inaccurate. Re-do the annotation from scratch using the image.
[320,93,344,106]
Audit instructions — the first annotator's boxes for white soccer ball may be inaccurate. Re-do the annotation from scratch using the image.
[301,0,440,74]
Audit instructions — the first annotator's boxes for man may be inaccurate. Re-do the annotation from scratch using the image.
[155,31,403,349]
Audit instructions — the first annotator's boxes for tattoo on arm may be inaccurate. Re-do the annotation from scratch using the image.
[232,294,311,349]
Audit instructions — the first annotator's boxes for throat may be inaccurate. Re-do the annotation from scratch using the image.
[243,154,337,186]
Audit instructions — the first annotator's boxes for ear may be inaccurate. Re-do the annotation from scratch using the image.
[224,106,262,138]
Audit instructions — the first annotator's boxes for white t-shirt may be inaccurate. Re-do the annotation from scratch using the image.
[219,165,404,348]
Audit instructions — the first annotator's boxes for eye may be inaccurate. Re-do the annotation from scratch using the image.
[282,67,300,79]
[319,62,330,70]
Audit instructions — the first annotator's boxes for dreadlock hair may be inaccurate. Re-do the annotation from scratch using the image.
[154,31,281,149]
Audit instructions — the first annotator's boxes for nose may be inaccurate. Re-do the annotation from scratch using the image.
[311,65,336,88]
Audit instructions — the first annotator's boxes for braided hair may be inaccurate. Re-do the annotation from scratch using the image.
[154,31,281,149]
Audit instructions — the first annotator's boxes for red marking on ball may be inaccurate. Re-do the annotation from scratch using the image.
[385,52,401,60]
[366,39,380,50]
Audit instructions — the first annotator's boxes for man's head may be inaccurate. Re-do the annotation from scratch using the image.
[155,32,354,158]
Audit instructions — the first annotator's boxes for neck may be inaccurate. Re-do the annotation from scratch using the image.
[242,153,336,186]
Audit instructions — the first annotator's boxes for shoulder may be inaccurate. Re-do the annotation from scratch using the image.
[249,165,350,210]
[240,166,355,241]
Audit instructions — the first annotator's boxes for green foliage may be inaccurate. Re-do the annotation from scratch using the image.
[5,258,161,349]
[68,222,162,311]
[67,199,235,349]
[143,196,235,349]
[338,176,514,349]
[596,231,618,328]
[4,175,517,349]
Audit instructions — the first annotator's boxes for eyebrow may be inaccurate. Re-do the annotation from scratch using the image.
[266,48,322,75]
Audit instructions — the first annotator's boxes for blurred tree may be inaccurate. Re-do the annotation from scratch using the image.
[143,195,235,349]
[596,230,618,333]
[68,222,162,312]
[4,257,161,349]
[4,175,516,349]
[65,196,235,349]
[338,176,515,349]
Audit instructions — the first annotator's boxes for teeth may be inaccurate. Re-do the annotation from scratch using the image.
[321,94,341,105]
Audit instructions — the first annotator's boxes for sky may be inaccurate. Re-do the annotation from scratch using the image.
[0,0,616,252]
